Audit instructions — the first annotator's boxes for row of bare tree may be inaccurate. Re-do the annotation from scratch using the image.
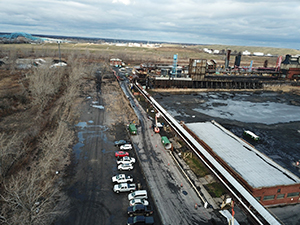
[0,48,103,224]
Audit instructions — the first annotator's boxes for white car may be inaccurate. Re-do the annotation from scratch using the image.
[118,163,133,171]
[112,174,133,183]
[120,144,133,150]
[113,183,136,193]
[129,198,149,206]
[117,156,136,165]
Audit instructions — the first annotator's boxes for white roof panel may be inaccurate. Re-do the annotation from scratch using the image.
[186,121,300,188]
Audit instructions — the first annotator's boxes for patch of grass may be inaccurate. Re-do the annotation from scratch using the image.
[184,155,210,177]
[205,182,226,198]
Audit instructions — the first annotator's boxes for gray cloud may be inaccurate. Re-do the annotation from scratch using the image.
[0,0,299,48]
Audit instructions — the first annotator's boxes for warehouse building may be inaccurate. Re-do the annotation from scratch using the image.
[184,121,300,206]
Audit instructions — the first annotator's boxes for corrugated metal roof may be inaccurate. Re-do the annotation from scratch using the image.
[186,121,300,188]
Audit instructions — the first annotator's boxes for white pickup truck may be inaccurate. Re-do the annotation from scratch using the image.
[113,183,136,193]
[112,174,133,183]
[116,156,136,165]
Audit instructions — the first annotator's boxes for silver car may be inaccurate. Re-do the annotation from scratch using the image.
[118,163,133,171]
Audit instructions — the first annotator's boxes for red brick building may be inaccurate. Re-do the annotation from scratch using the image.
[185,121,300,206]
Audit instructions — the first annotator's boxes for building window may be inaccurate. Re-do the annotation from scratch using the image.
[277,189,281,193]
[263,195,275,201]
[287,192,300,198]
[277,194,285,199]
[255,196,261,201]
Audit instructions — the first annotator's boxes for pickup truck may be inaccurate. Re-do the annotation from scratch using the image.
[113,183,136,193]
[112,174,133,183]
[116,156,136,165]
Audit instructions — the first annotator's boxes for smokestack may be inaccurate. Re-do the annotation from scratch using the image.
[234,52,241,68]
[225,49,231,68]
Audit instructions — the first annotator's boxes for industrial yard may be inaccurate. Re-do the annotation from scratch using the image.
[1,39,300,224]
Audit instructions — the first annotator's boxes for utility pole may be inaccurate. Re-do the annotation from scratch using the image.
[57,41,62,63]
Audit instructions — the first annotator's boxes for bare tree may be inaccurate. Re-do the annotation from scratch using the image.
[28,66,66,111]
[1,169,69,225]
[0,122,72,225]
[0,133,24,180]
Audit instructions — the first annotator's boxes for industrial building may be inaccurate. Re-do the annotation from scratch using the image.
[184,121,300,206]
[281,54,300,80]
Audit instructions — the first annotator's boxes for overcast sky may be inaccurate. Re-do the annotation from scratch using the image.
[1,0,299,49]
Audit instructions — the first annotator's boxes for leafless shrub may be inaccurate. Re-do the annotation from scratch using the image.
[28,66,65,110]
[84,63,98,78]
[38,121,73,173]
[66,51,79,68]
[0,121,72,225]
[68,61,85,85]
[0,169,69,225]
[0,47,102,224]
[6,47,18,73]
[0,133,24,179]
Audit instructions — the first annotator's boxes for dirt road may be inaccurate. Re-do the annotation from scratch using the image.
[55,78,149,225]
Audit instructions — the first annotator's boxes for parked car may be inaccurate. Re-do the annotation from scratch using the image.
[127,204,153,217]
[129,198,149,206]
[115,151,129,158]
[114,140,129,146]
[118,163,133,171]
[128,190,148,201]
[120,144,133,150]
[113,183,136,193]
[117,156,136,165]
[127,216,154,225]
[112,174,133,183]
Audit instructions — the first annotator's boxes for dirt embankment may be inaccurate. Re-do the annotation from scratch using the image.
[101,79,138,128]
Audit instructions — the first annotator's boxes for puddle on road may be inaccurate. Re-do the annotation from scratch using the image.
[73,122,109,162]
[73,142,84,160]
[78,131,85,142]
[76,121,87,129]
[92,105,104,109]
